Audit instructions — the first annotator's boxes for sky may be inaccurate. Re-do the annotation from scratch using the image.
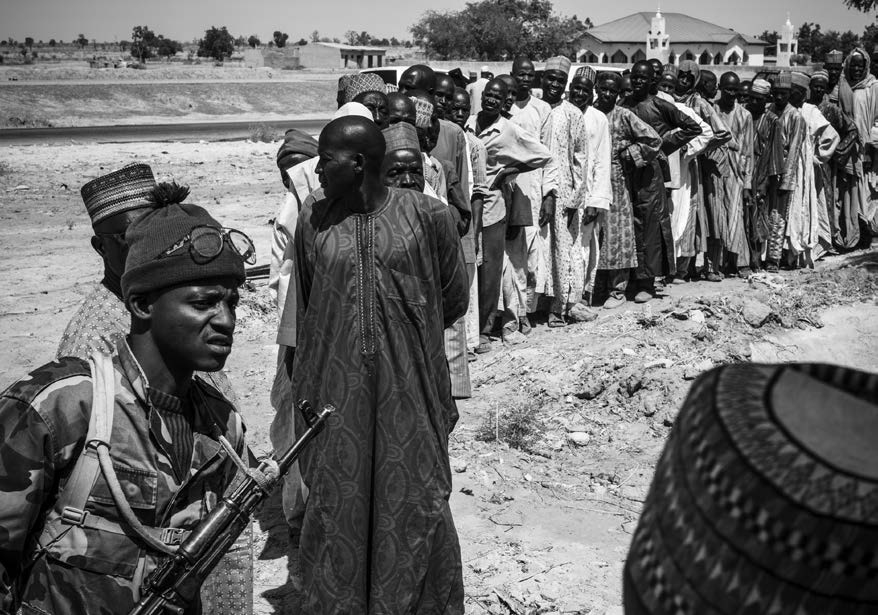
[0,0,874,44]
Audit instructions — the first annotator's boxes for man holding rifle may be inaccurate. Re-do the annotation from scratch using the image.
[0,191,253,615]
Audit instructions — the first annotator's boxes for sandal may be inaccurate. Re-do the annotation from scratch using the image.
[548,312,566,328]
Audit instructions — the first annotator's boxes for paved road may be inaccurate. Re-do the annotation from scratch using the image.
[0,119,329,145]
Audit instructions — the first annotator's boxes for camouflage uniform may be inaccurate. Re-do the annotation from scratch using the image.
[0,340,246,615]
[56,281,253,615]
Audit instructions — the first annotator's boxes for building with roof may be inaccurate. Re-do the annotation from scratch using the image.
[573,11,768,67]
[290,41,387,69]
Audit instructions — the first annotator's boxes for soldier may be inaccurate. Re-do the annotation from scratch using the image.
[0,192,253,615]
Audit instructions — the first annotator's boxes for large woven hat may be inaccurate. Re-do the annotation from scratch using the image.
[80,163,156,225]
[624,363,878,615]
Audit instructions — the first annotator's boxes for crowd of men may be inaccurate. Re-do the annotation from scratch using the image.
[0,46,876,615]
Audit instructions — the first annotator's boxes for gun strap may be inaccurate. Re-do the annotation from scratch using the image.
[217,434,274,493]
[41,352,183,557]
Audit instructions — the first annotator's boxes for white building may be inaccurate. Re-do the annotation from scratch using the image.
[775,16,799,67]
[573,11,768,67]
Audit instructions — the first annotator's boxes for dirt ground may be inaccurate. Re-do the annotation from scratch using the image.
[1,140,877,614]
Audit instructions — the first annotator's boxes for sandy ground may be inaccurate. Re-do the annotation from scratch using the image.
[1,140,877,614]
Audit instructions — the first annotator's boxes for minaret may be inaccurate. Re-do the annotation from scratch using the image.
[777,13,798,67]
[646,6,670,64]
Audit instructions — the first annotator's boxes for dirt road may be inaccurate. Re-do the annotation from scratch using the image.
[1,140,876,614]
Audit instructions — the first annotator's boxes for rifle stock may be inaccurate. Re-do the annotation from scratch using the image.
[129,400,333,615]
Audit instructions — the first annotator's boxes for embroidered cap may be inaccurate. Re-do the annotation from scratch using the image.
[80,163,157,225]
[382,122,420,153]
[791,71,811,90]
[624,363,878,615]
[750,78,771,95]
[545,56,572,75]
[826,49,844,65]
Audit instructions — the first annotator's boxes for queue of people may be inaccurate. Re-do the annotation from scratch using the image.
[0,49,876,615]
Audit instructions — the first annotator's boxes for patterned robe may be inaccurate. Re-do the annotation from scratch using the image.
[797,103,840,257]
[714,101,755,263]
[291,188,469,613]
[544,100,589,308]
[597,106,662,271]
[766,104,808,262]
[749,109,785,263]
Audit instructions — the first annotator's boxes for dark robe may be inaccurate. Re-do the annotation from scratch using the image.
[292,187,469,614]
[623,95,703,279]
[819,100,863,249]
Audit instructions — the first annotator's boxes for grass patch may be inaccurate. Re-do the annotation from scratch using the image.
[477,391,547,453]
[248,122,279,143]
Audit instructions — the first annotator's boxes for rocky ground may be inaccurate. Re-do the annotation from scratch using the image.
[1,140,876,614]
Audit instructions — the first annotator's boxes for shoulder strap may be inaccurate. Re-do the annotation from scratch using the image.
[50,352,115,524]
[47,352,178,556]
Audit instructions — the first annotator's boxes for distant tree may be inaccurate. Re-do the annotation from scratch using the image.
[374,38,390,46]
[247,35,260,48]
[119,40,129,52]
[131,25,157,62]
[19,45,27,58]
[318,36,332,42]
[156,36,183,57]
[390,36,401,46]
[48,39,56,47]
[295,38,308,46]
[411,0,591,60]
[24,37,34,48]
[344,30,358,45]
[332,37,341,43]
[31,50,38,59]
[273,30,289,47]
[404,40,412,48]
[310,30,320,42]
[76,33,88,48]
[844,0,878,11]
[234,35,247,47]
[198,26,235,61]
[759,29,779,56]
[863,23,878,53]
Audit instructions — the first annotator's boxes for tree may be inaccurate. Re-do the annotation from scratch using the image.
[295,38,308,46]
[247,35,260,48]
[48,39,56,47]
[844,0,878,11]
[156,36,183,57]
[131,25,157,62]
[273,30,289,48]
[390,36,401,46]
[759,30,779,56]
[310,30,320,42]
[198,26,235,61]
[344,30,358,45]
[76,33,88,48]
[234,35,247,47]
[24,37,34,48]
[863,23,878,53]
[411,0,590,60]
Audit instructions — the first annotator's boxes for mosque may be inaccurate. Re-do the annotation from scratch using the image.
[571,10,799,67]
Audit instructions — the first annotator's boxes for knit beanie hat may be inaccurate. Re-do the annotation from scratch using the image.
[121,192,245,300]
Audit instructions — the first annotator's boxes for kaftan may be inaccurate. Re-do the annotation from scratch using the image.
[597,107,662,271]
[715,102,755,264]
[292,188,469,614]
[544,100,588,307]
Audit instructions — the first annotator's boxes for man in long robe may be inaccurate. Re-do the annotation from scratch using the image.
[509,56,557,327]
[811,71,863,250]
[593,72,662,309]
[674,61,733,281]
[569,70,613,306]
[788,71,839,266]
[656,69,714,273]
[291,116,468,613]
[539,56,595,325]
[622,61,702,298]
[746,79,785,270]
[766,72,808,272]
[839,47,878,235]
[714,72,755,275]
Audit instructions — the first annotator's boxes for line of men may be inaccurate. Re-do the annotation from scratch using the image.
[2,48,877,615]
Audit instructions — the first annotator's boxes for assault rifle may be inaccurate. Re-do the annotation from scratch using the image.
[130,401,333,615]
